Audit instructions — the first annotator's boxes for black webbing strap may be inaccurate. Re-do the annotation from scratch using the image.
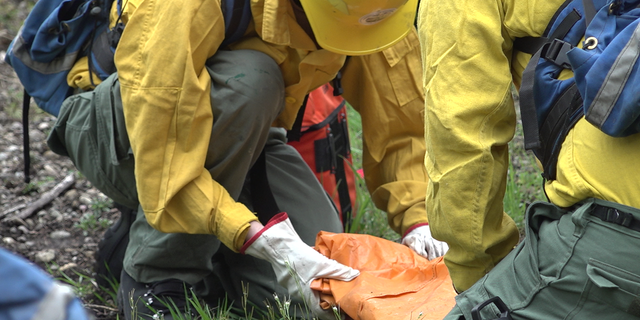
[328,105,353,228]
[582,0,598,27]
[286,94,309,142]
[220,0,252,48]
[332,71,344,96]
[590,204,640,233]
[520,48,545,151]
[304,100,346,133]
[548,7,583,40]
[513,37,549,55]
[515,4,583,54]
[513,0,578,54]
[537,84,582,180]
[249,149,281,224]
[22,89,31,183]
[331,56,350,96]
[519,7,582,151]
[471,296,513,320]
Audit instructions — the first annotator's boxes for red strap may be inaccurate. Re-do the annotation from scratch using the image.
[402,222,429,238]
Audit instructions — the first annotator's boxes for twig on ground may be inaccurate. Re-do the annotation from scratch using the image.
[3,174,75,222]
[0,203,26,219]
[83,303,119,312]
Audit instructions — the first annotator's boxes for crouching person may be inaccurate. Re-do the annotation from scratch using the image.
[47,0,445,319]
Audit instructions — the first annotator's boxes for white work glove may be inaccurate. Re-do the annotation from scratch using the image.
[402,224,449,260]
[241,213,360,320]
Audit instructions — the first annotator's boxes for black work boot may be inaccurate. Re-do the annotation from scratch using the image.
[94,203,136,288]
[118,271,194,320]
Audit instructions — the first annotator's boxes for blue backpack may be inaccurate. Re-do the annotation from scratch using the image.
[4,0,251,182]
[517,0,640,180]
[4,0,116,117]
[0,247,90,320]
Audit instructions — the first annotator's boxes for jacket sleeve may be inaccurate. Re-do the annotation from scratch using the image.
[114,0,258,251]
[340,29,429,237]
[418,0,565,291]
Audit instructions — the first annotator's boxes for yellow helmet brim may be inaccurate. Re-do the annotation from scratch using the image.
[299,0,418,56]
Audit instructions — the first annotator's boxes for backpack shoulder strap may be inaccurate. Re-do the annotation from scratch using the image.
[518,0,604,181]
[220,0,252,48]
[519,6,582,151]
[513,0,582,55]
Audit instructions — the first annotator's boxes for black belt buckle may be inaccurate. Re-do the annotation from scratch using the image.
[471,296,513,320]
[604,208,633,227]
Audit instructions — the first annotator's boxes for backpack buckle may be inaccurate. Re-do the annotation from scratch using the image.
[542,39,573,69]
[605,208,633,227]
[471,296,513,320]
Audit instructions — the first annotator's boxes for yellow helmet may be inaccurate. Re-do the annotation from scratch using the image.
[298,0,418,56]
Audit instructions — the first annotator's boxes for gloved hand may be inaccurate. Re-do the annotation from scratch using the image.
[402,224,449,260]
[241,213,360,320]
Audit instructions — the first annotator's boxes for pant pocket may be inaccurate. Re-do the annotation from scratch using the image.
[569,258,640,319]
[452,241,543,320]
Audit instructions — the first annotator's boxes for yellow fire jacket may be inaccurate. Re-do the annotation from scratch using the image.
[68,0,427,252]
[418,0,640,292]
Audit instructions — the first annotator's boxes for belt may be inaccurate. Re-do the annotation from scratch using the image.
[590,204,640,233]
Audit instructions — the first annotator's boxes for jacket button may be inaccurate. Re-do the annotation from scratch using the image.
[285,97,296,104]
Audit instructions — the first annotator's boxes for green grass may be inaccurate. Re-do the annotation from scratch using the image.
[504,108,547,229]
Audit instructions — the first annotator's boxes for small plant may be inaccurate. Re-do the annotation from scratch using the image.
[241,282,255,320]
[21,181,39,194]
[75,197,114,234]
[75,211,112,234]
[54,268,95,299]
[21,176,55,194]
[91,197,114,214]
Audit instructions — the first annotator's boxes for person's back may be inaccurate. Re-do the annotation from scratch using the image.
[418,0,640,318]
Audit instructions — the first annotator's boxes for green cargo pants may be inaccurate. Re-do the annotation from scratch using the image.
[444,198,640,320]
[47,50,343,310]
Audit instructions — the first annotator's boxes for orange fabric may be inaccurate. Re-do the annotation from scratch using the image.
[287,84,358,219]
[300,84,345,129]
[311,232,457,320]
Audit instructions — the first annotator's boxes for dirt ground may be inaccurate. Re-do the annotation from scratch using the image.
[1,2,121,318]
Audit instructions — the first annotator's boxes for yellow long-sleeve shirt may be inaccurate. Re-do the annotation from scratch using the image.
[418,0,640,292]
[70,0,427,252]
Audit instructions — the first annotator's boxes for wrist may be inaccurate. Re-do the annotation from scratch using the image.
[403,222,429,238]
[240,212,289,254]
[245,221,264,242]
